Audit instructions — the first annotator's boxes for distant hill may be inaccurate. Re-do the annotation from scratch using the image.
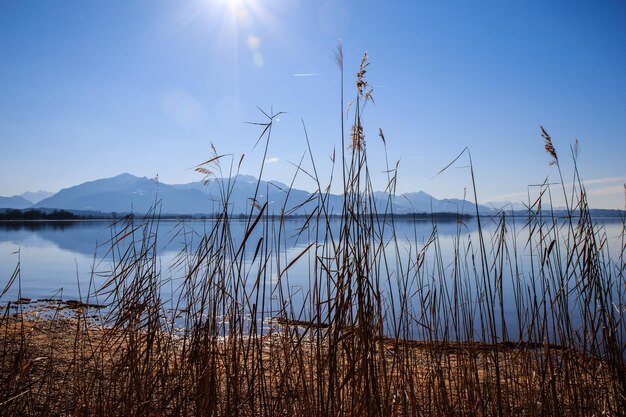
[0,195,33,209]
[171,174,319,215]
[4,173,620,219]
[20,190,53,204]
[375,191,493,216]
[33,173,317,215]
[24,172,496,216]
[506,208,625,219]
[34,173,212,215]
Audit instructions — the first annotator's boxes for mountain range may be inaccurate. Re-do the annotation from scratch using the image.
[1,173,498,216]
[0,195,33,210]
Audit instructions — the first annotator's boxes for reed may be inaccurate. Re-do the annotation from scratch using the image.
[1,52,625,416]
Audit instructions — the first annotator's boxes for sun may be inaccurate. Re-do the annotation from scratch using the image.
[214,0,255,20]
[175,0,279,69]
[202,0,276,67]
[220,0,246,10]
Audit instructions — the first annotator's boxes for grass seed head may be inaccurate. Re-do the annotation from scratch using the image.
[541,126,558,165]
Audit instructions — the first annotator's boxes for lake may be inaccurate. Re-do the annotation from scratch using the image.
[1,217,624,342]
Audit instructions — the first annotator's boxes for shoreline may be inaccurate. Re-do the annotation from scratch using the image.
[2,305,620,416]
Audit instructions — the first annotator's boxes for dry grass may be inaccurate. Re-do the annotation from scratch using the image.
[1,309,621,416]
[1,51,625,416]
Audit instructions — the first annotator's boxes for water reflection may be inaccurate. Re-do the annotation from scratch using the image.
[0,218,483,258]
[0,217,623,325]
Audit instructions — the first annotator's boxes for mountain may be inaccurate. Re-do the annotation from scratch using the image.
[30,173,495,216]
[376,191,493,215]
[20,190,54,204]
[33,173,317,215]
[35,173,212,214]
[0,195,33,209]
[484,200,571,212]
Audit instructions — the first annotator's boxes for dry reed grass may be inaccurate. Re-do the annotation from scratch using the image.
[1,51,624,416]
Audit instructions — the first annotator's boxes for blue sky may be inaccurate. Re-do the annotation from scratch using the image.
[1,0,625,208]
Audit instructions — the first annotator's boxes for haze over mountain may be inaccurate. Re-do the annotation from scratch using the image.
[1,173,496,216]
[20,190,54,204]
[31,173,315,215]
[376,191,491,215]
[0,195,33,209]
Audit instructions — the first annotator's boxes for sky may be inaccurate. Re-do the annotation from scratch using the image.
[1,0,625,209]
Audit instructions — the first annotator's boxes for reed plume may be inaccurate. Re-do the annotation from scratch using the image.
[541,125,558,165]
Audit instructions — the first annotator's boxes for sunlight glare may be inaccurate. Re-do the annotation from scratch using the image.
[216,0,249,16]
[182,0,285,70]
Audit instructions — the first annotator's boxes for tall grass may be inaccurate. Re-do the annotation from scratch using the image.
[1,51,625,416]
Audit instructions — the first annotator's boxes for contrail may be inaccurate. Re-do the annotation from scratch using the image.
[293,73,320,77]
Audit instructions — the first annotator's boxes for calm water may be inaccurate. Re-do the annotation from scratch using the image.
[1,218,623,297]
[1,218,624,341]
